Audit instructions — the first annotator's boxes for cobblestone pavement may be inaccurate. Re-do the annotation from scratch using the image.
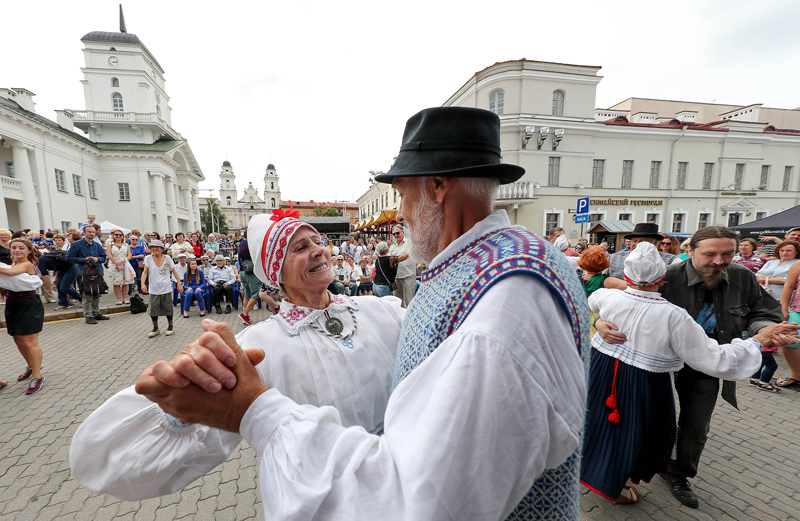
[1,292,799,520]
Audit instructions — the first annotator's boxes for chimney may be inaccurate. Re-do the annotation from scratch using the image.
[4,88,37,113]
[55,110,75,131]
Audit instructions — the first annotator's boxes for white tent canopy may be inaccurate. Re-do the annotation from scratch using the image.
[97,220,131,235]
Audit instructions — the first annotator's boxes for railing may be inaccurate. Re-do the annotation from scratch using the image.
[497,181,536,200]
[69,110,154,123]
[1,176,23,193]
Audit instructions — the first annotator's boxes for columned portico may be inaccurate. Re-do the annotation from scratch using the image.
[191,189,200,231]
[11,143,41,230]
[165,176,179,233]
[151,173,169,233]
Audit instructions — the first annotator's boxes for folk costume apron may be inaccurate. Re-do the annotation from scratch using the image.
[392,226,590,521]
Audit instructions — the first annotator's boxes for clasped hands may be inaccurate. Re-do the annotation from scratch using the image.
[595,319,800,347]
[135,320,268,433]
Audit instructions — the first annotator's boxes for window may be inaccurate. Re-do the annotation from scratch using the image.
[677,162,688,189]
[734,163,745,190]
[72,174,83,196]
[489,90,504,115]
[226,179,230,188]
[755,211,767,220]
[728,213,741,227]
[760,165,770,188]
[591,160,604,188]
[226,196,232,206]
[270,182,274,190]
[5,162,13,178]
[394,189,398,203]
[55,169,67,192]
[649,161,661,188]
[552,90,565,116]
[589,213,603,224]
[548,157,560,186]
[672,213,685,233]
[646,213,659,225]
[88,179,97,199]
[703,163,714,189]
[618,213,632,222]
[305,211,309,216]
[698,212,710,229]
[270,197,276,207]
[112,92,124,112]
[783,166,793,191]
[111,77,119,87]
[545,213,559,236]
[61,221,71,234]
[118,182,130,201]
[621,160,634,188]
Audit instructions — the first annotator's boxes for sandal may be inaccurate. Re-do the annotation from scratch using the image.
[0,380,7,390]
[757,382,781,393]
[116,301,123,305]
[748,378,760,386]
[616,485,640,504]
[776,377,800,388]
[123,299,130,304]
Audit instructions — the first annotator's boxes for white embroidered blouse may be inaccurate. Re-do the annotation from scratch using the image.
[70,293,404,500]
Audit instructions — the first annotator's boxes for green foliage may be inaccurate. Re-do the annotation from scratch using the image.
[313,206,342,217]
[201,200,230,236]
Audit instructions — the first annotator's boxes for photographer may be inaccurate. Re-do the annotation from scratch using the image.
[207,254,236,314]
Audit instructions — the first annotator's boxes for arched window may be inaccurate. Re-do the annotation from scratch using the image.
[270,182,274,190]
[112,92,124,112]
[552,90,565,116]
[111,77,119,87]
[271,197,276,207]
[226,196,232,206]
[226,179,230,188]
[489,89,504,115]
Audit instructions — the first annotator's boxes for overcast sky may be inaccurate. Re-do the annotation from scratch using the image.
[6,0,800,203]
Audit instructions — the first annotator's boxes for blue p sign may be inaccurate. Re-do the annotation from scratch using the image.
[577,197,589,215]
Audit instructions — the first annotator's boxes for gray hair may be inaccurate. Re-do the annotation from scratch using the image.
[457,177,499,209]
[376,241,389,255]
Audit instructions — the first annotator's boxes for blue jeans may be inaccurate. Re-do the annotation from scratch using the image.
[374,284,392,298]
[752,352,778,383]
[57,266,82,306]
[182,287,206,313]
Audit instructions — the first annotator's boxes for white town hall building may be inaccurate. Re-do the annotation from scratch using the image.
[0,12,203,233]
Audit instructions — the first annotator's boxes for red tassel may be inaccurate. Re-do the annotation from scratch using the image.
[608,410,620,424]
[606,396,616,409]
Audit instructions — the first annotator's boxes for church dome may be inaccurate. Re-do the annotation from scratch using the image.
[267,163,275,171]
[222,160,231,167]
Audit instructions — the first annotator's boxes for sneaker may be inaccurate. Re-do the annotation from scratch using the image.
[54,304,76,311]
[225,305,232,314]
[26,376,45,395]
[85,317,97,324]
[47,299,58,304]
[216,306,223,314]
[148,330,160,338]
[239,313,251,326]
[165,328,174,336]
[17,367,32,381]
[95,314,110,321]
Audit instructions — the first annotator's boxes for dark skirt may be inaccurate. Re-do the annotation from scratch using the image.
[6,295,44,336]
[148,292,173,317]
[581,348,676,501]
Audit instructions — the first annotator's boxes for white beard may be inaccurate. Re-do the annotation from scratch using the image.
[407,191,444,265]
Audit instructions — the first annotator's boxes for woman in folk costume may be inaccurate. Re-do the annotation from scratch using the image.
[69,207,405,500]
[581,242,793,504]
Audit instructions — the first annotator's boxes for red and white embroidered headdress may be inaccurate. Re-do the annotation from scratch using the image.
[248,205,316,289]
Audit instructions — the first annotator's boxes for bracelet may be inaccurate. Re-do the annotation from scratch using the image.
[593,315,602,328]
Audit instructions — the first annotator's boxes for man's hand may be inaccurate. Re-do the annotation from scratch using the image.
[135,320,267,432]
[595,318,627,344]
[754,322,800,347]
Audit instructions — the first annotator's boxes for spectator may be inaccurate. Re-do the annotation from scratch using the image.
[129,236,146,294]
[608,223,678,279]
[208,254,235,314]
[199,255,212,280]
[2,238,47,394]
[106,229,135,305]
[659,236,681,256]
[79,214,97,233]
[331,255,349,294]
[170,232,194,260]
[66,225,108,324]
[204,234,220,255]
[173,254,189,290]
[53,234,81,311]
[218,233,234,258]
[181,259,206,318]
[189,232,204,258]
[759,227,800,258]
[355,257,373,295]
[388,225,415,307]
[141,240,182,338]
[732,237,765,274]
[237,231,260,325]
[756,240,800,296]
[373,241,396,298]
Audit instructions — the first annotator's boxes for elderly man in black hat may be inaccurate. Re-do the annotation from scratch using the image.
[608,222,678,279]
[128,107,590,520]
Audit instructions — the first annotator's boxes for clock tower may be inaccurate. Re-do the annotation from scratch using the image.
[69,6,179,144]
[219,161,238,211]
[263,163,282,210]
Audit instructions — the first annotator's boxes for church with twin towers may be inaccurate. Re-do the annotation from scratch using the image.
[215,160,283,231]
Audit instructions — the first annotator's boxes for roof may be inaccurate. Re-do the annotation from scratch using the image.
[95,141,184,152]
[282,200,358,209]
[81,31,164,72]
[475,58,602,77]
[586,220,636,234]
[267,163,275,170]
[734,203,800,238]
[222,160,231,167]
[0,95,95,147]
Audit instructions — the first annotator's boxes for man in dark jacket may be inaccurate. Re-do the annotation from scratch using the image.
[597,226,790,509]
[66,225,108,324]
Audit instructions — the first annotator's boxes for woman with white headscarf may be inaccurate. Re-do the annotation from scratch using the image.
[581,242,789,505]
[70,208,404,500]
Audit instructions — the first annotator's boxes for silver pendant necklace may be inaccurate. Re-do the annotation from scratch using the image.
[311,308,357,340]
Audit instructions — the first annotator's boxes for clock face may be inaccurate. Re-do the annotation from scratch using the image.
[108,56,120,68]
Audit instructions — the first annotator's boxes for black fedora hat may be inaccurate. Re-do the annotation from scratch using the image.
[374,107,525,185]
[624,223,664,240]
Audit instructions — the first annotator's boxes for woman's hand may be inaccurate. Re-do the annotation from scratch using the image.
[595,318,627,344]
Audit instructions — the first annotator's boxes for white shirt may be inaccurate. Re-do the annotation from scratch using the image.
[388,239,415,279]
[243,211,585,520]
[143,255,175,296]
[589,287,762,377]
[207,265,236,285]
[69,294,405,500]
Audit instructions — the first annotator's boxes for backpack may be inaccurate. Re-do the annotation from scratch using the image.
[129,293,148,314]
[82,258,108,295]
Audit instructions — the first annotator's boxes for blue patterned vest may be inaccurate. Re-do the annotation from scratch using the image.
[392,226,590,521]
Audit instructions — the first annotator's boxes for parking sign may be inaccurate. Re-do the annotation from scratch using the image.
[577,197,589,215]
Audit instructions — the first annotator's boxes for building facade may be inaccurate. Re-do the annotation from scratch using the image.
[216,161,282,230]
[0,19,204,233]
[282,200,359,227]
[441,59,800,246]
[356,179,399,225]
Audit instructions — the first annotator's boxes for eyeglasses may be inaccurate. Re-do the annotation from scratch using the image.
[113,233,123,237]
[392,232,402,236]
[661,242,672,246]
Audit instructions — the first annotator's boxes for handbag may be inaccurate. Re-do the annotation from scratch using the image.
[241,259,255,274]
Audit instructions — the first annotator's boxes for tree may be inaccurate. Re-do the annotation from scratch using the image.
[201,200,229,236]
[313,206,342,217]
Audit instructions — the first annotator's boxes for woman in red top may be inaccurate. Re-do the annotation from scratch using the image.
[189,232,204,258]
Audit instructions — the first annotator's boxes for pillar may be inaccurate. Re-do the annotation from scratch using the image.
[12,143,40,230]
[191,188,200,232]
[165,177,179,233]
[151,173,169,234]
